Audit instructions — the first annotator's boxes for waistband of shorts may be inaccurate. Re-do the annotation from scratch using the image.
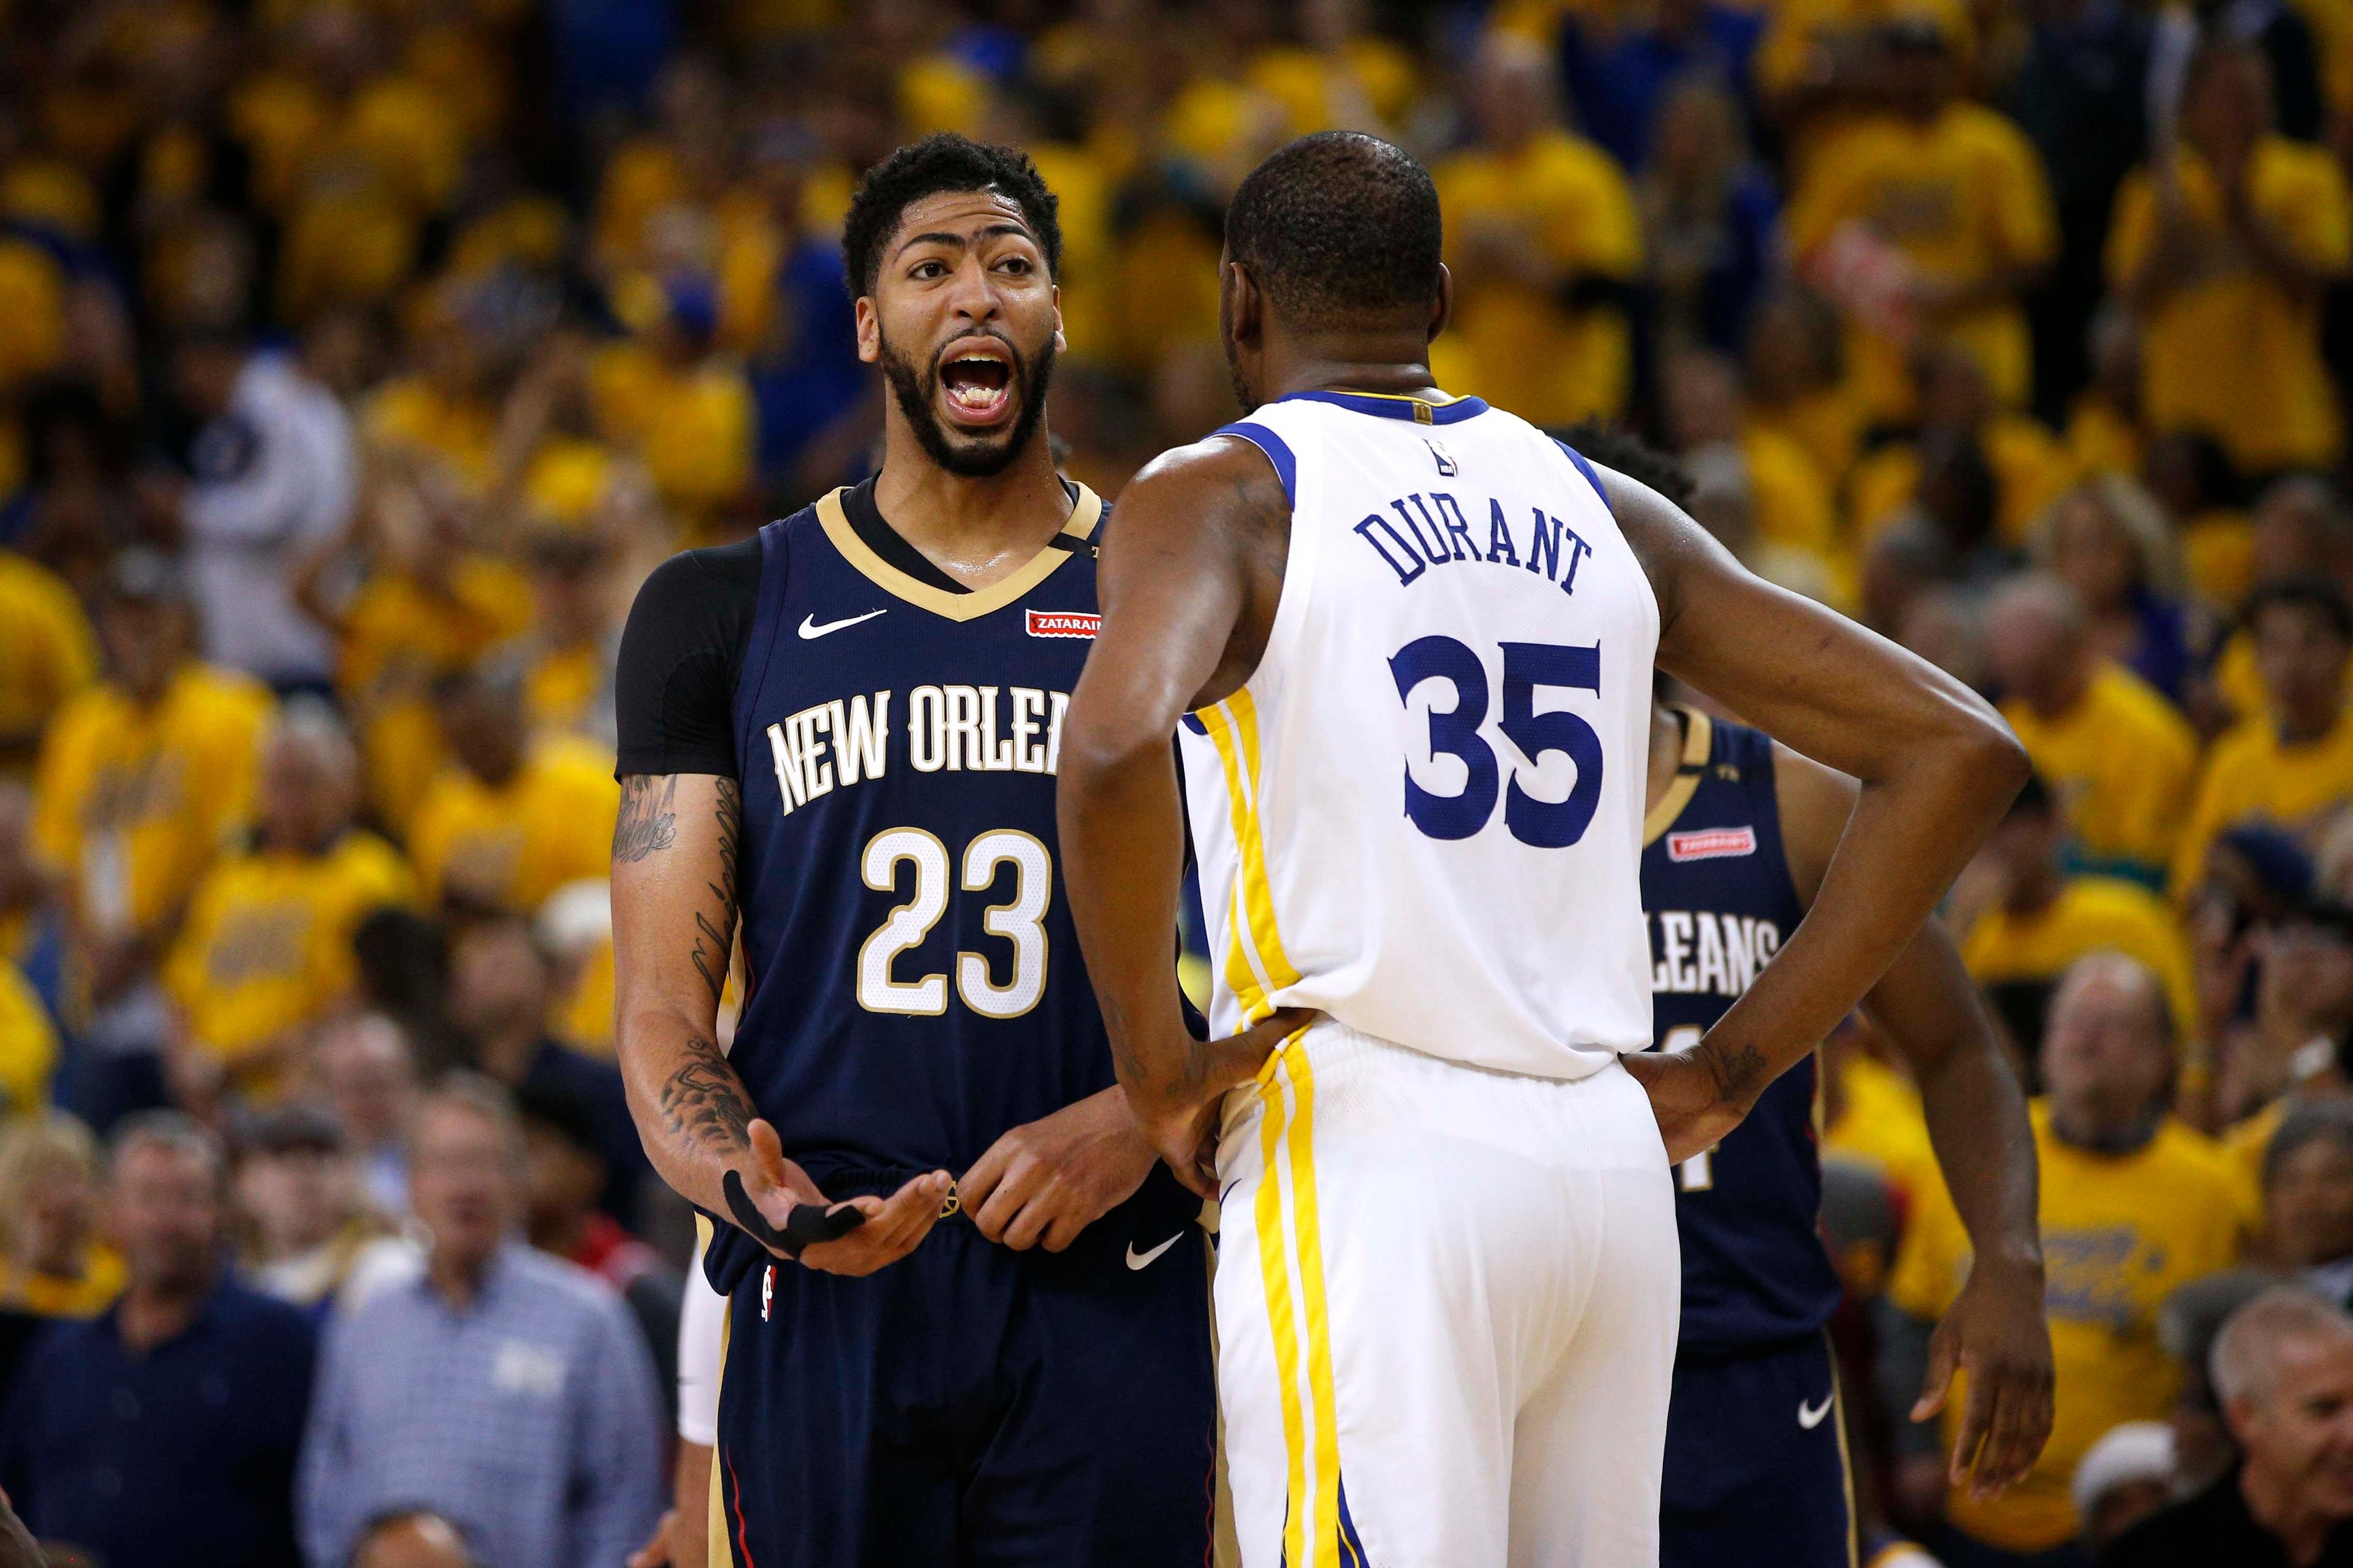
[802,1164,972,1221]
[1270,1015,1624,1088]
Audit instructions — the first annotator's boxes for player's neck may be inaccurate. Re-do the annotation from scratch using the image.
[873,425,1074,589]
[1253,322,1446,408]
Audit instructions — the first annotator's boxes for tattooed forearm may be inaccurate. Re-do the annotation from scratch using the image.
[686,778,743,1004]
[657,1038,754,1155]
[613,775,680,862]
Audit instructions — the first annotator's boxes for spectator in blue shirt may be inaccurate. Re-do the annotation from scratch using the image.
[298,1074,663,1568]
[0,1111,317,1568]
[1562,0,1765,173]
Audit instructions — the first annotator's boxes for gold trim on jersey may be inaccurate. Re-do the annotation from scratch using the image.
[1196,690,1300,1023]
[814,483,1102,623]
[1251,1027,1345,1568]
[1642,705,1714,847]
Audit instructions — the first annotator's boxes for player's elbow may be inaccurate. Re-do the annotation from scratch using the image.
[1055,700,1159,799]
[1948,705,2031,811]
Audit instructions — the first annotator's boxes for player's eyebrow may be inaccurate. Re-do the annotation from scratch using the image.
[893,222,1035,259]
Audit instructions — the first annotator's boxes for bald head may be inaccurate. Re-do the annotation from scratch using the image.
[2044,953,2174,1141]
[1986,575,2090,714]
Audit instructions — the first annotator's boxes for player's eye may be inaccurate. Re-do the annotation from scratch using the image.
[911,260,947,280]
[998,256,1032,275]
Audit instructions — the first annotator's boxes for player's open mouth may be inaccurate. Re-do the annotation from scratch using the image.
[938,341,1016,429]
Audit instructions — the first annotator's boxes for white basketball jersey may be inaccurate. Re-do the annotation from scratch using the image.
[1177,390,1659,1080]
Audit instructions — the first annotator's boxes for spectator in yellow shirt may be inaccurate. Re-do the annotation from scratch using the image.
[1431,31,1642,424]
[164,705,416,1105]
[406,662,618,918]
[2202,477,2353,733]
[1957,773,2202,1045]
[516,529,620,751]
[2174,578,2353,898]
[0,550,95,775]
[590,278,754,539]
[31,556,271,1118]
[1784,19,2057,423]
[1988,575,2200,884]
[0,1112,123,1317]
[2108,40,2353,479]
[1886,954,2248,1557]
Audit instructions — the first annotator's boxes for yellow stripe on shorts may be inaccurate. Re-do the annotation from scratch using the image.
[1252,1028,1344,1568]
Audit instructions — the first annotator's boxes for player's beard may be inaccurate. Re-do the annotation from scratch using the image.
[879,327,1056,478]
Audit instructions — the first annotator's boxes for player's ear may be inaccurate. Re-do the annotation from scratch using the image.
[1430,263,1455,346]
[854,296,881,365]
[1051,282,1067,355]
[1222,257,1262,347]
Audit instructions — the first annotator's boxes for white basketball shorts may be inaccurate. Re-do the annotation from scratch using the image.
[1214,1020,1680,1568]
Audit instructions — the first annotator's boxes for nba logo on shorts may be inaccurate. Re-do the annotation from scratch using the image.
[762,1265,775,1322]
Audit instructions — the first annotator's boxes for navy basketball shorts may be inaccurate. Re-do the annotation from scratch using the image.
[1661,1331,1857,1568]
[709,1169,1214,1568]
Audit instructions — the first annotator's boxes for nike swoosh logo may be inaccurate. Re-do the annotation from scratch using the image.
[1126,1233,1183,1271]
[798,608,886,640]
[1798,1393,1834,1430]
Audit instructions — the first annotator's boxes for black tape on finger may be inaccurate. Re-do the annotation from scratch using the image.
[722,1169,868,1260]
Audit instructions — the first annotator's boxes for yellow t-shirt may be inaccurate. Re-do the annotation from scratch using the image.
[1745,427,1843,561]
[363,377,501,492]
[407,738,620,915]
[1850,412,2077,547]
[525,642,610,743]
[0,550,96,760]
[2172,710,2353,896]
[1431,129,1642,425]
[2064,393,2141,480]
[165,833,417,1081]
[0,236,66,395]
[2001,664,2200,881]
[0,960,57,1115]
[1961,877,2199,1037]
[1887,1104,2248,1551]
[2107,140,2353,475]
[589,343,754,527]
[1825,1048,1947,1213]
[1786,104,2058,419]
[1246,39,1420,137]
[30,666,272,939]
[1756,0,1974,99]
[336,560,534,835]
[1746,387,1866,498]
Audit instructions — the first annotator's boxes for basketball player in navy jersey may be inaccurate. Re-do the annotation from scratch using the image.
[609,134,1295,1568]
[1571,431,2055,1566]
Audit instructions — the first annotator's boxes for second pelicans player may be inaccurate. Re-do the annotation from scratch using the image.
[1061,132,2033,1567]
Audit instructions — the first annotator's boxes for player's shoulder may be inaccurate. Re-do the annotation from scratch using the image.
[1125,425,1295,525]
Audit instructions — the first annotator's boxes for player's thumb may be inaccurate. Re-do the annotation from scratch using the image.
[1912,1325,1959,1422]
[1213,1007,1321,1089]
[748,1118,790,1191]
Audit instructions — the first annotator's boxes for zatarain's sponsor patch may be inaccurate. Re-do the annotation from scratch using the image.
[1667,826,1757,863]
[1026,610,1101,639]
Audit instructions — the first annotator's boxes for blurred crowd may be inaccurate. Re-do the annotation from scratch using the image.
[0,0,2352,1564]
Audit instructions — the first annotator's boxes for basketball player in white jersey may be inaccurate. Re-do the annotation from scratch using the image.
[1058,132,2031,1568]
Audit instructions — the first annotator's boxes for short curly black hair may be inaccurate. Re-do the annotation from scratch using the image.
[1226,132,1443,328]
[842,133,1062,301]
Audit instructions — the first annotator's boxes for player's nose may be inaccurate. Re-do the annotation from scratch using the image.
[944,255,1001,322]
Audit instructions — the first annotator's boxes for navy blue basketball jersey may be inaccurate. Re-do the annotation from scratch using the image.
[1642,707,1843,1352]
[708,483,1134,1292]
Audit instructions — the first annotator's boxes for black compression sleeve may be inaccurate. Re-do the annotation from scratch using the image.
[615,536,763,779]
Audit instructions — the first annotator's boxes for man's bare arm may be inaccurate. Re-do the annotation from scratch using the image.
[1058,438,1313,1195]
[1610,466,2029,1155]
[611,772,949,1273]
[1777,744,2053,1498]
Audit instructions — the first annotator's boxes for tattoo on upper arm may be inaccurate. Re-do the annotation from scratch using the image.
[614,775,679,861]
[688,778,742,1005]
[657,1035,754,1156]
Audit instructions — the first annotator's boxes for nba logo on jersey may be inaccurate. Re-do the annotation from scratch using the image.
[761,1265,774,1322]
[1423,437,1458,476]
[1668,826,1757,862]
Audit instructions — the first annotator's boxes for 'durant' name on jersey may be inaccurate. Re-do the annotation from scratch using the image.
[1352,478,1597,596]
[765,685,1072,814]
[1649,910,1784,998]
